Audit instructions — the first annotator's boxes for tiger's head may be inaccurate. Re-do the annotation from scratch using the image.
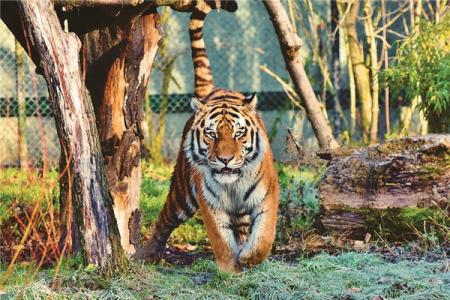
[185,92,266,184]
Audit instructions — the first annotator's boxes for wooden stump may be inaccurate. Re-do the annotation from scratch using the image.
[319,134,450,238]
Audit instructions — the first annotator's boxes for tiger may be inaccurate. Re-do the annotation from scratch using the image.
[136,0,279,272]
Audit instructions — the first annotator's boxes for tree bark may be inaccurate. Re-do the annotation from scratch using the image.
[363,0,379,145]
[8,0,126,272]
[263,0,339,150]
[319,134,450,237]
[330,0,344,135]
[53,0,144,6]
[73,8,162,255]
[339,0,373,143]
[400,96,419,137]
[338,11,357,140]
[381,0,390,135]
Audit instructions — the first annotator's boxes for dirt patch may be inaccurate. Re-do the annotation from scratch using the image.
[160,243,449,267]
[367,244,450,264]
[161,247,213,266]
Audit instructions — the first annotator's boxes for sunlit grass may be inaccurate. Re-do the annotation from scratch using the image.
[0,169,58,224]
[2,252,448,299]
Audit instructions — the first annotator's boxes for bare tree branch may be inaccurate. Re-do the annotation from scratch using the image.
[54,0,237,12]
[53,0,143,6]
[263,0,339,150]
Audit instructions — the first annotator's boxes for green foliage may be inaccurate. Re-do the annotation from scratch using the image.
[0,170,60,265]
[276,163,323,244]
[140,162,172,227]
[384,15,450,132]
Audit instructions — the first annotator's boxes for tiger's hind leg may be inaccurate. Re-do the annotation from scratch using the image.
[135,182,198,263]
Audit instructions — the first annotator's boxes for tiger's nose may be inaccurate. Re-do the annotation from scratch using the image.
[217,154,234,166]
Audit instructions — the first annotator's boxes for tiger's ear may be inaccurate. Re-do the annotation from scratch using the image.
[243,93,257,110]
[191,97,206,112]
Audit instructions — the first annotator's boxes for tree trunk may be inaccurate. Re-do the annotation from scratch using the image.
[400,96,419,137]
[381,0,390,135]
[7,0,126,273]
[339,13,357,140]
[339,0,372,143]
[319,134,450,238]
[263,0,339,150]
[69,8,163,255]
[363,0,379,145]
[330,0,344,135]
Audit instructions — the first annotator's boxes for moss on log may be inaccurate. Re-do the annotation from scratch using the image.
[319,134,450,238]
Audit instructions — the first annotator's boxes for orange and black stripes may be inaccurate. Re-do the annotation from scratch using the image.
[138,0,279,272]
[189,1,238,99]
[189,2,214,99]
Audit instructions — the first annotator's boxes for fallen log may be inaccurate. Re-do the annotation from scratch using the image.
[319,134,450,238]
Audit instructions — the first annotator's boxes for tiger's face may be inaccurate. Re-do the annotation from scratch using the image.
[186,93,265,184]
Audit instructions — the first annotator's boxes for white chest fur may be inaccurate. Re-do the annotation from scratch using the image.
[201,167,268,214]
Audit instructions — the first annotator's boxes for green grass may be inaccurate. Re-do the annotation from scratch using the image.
[1,252,448,299]
[0,169,58,224]
[1,162,449,299]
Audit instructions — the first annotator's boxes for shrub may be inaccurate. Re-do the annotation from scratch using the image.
[384,15,450,132]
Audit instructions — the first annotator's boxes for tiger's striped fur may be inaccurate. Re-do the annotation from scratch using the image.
[138,1,279,272]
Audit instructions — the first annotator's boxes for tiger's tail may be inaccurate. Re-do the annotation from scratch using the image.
[189,0,237,99]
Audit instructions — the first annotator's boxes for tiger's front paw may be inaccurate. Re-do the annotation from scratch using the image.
[238,242,271,267]
[238,246,260,267]
[237,248,252,266]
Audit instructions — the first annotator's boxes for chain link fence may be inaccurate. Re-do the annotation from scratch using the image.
[0,2,322,167]
[0,21,59,168]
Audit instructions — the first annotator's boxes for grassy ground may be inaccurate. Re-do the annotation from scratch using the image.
[0,162,449,299]
[1,252,448,299]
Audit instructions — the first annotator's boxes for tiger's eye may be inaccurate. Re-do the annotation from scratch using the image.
[235,129,245,138]
[206,131,217,139]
